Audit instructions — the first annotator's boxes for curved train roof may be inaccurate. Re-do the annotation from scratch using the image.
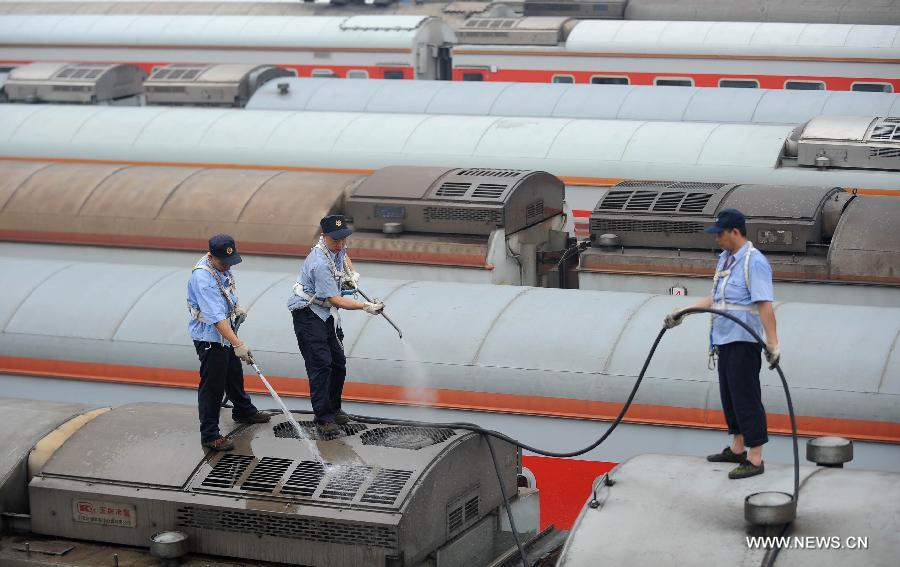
[624,0,900,25]
[1,105,897,221]
[247,78,900,124]
[0,13,453,50]
[1,253,898,443]
[565,20,900,59]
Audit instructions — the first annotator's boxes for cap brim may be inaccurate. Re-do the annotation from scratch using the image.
[220,251,242,266]
[326,227,353,239]
[704,225,725,234]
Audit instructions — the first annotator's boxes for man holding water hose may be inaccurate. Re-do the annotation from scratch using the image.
[288,215,385,437]
[664,209,780,480]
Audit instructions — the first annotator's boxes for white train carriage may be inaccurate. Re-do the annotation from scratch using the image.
[0,13,456,79]
[452,18,900,91]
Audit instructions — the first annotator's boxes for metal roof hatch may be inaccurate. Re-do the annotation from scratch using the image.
[787,116,900,172]
[145,63,293,107]
[4,62,145,104]
[456,16,577,45]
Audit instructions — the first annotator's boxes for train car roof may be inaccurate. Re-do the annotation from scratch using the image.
[0,13,455,49]
[1,253,898,442]
[1,105,898,194]
[247,78,900,124]
[565,20,900,59]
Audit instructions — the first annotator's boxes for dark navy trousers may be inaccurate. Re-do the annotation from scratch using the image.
[292,307,346,423]
[194,341,258,443]
[717,341,769,448]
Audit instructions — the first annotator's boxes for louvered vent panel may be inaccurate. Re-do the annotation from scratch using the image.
[272,421,367,441]
[280,461,325,498]
[448,506,464,533]
[598,190,631,211]
[590,219,705,234]
[435,182,470,197]
[526,199,544,222]
[870,147,900,158]
[242,457,292,493]
[360,469,413,505]
[680,193,714,213]
[471,184,507,199]
[361,426,456,450]
[654,192,685,212]
[464,496,479,521]
[455,168,523,177]
[320,466,371,501]
[424,207,501,225]
[201,454,254,489]
[624,191,657,211]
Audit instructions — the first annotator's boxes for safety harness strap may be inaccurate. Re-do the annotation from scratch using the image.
[188,255,237,324]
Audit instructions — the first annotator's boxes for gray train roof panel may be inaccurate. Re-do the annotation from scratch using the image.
[246,78,900,125]
[1,253,898,429]
[1,105,899,194]
[624,0,900,25]
[557,454,900,567]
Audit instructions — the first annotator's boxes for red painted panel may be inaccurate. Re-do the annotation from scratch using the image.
[522,455,616,530]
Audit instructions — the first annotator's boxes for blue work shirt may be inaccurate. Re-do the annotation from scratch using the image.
[711,242,774,346]
[287,244,346,322]
[187,256,237,345]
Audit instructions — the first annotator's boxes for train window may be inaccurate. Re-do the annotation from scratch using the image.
[552,75,575,84]
[851,82,893,93]
[311,69,337,78]
[591,76,629,85]
[347,70,369,79]
[462,72,484,81]
[785,80,825,90]
[654,78,693,87]
[719,79,759,89]
[383,70,405,80]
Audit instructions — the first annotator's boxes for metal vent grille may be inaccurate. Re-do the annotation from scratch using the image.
[147,86,188,94]
[471,184,507,200]
[176,505,398,549]
[360,469,413,505]
[464,496,479,521]
[456,169,523,177]
[436,182,471,197]
[280,461,325,498]
[598,189,714,214]
[320,466,371,501]
[624,191,657,211]
[242,457,292,493]
[870,147,900,158]
[870,118,900,141]
[424,207,502,225]
[447,490,480,537]
[360,426,456,450]
[201,454,254,489]
[272,421,367,440]
[462,18,517,29]
[448,506,464,533]
[526,199,544,222]
[590,219,705,234]
[680,193,714,213]
[614,180,726,191]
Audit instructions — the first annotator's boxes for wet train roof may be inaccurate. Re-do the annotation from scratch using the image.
[1,253,898,442]
[246,78,900,124]
[558,454,900,566]
[1,105,898,196]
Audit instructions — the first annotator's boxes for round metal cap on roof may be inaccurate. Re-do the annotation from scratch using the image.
[745,491,796,526]
[806,436,854,467]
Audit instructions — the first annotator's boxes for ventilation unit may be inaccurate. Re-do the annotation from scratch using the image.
[346,166,565,236]
[788,116,900,172]
[456,16,578,45]
[28,403,519,567]
[523,0,627,19]
[589,180,844,253]
[4,62,145,104]
[144,63,293,107]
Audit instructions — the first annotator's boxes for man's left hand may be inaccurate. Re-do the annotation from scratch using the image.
[233,305,248,328]
[765,343,781,369]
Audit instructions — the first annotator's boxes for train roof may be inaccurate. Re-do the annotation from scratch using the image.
[0,13,456,50]
[1,105,897,198]
[557,454,900,566]
[1,252,898,442]
[565,20,900,59]
[247,78,900,124]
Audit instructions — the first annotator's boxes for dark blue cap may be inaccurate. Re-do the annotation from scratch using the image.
[321,214,353,240]
[208,234,242,266]
[705,208,746,234]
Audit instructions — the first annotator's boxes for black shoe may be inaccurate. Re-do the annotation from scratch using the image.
[202,437,234,451]
[317,421,341,438]
[729,460,765,479]
[707,446,747,463]
[334,411,351,426]
[234,411,271,424]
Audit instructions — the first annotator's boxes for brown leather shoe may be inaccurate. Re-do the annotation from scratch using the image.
[234,411,271,424]
[202,436,234,451]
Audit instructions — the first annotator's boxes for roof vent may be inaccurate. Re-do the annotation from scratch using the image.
[806,436,853,468]
[273,421,367,440]
[241,457,293,493]
[796,116,900,172]
[200,454,253,489]
[145,63,292,107]
[456,17,575,45]
[523,0,626,19]
[5,62,145,104]
[744,492,796,526]
[360,426,456,450]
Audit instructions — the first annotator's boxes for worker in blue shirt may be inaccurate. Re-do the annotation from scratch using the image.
[665,209,780,479]
[187,234,270,451]
[288,215,384,437]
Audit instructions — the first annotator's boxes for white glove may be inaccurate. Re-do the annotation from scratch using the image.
[663,309,684,330]
[363,300,385,315]
[233,343,254,364]
[349,271,360,289]
[765,343,781,369]
[233,305,248,328]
